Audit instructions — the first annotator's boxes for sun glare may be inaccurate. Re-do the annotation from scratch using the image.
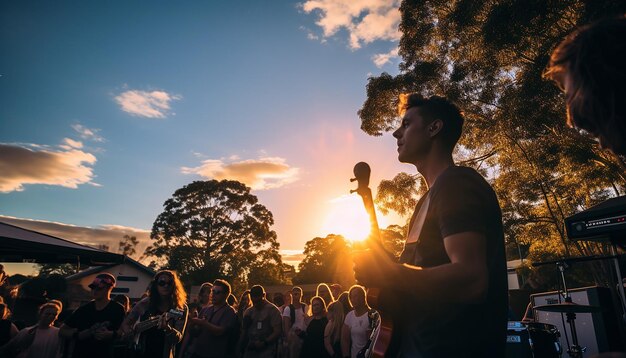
[320,195,372,242]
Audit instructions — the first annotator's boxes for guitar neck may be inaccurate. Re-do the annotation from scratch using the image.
[135,317,159,333]
[360,187,381,242]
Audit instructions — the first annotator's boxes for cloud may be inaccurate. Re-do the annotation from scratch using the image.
[372,47,399,68]
[181,156,300,190]
[0,142,97,193]
[301,0,401,49]
[72,124,105,142]
[279,249,305,268]
[0,215,302,265]
[0,215,150,258]
[114,89,181,118]
[60,138,83,150]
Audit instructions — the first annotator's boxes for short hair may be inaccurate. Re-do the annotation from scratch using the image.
[213,279,231,297]
[199,282,213,294]
[398,93,464,150]
[348,285,366,307]
[544,16,626,152]
[291,286,302,295]
[39,301,61,315]
[250,285,265,298]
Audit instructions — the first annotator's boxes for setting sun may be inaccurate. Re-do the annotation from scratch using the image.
[320,194,373,242]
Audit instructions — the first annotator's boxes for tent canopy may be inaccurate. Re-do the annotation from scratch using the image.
[0,221,124,266]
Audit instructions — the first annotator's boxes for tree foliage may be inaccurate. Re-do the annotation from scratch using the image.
[145,180,285,286]
[118,235,139,257]
[361,1,626,289]
[293,234,354,287]
[37,264,77,277]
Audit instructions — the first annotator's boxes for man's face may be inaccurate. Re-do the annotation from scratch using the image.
[563,72,626,156]
[39,307,59,326]
[291,289,301,303]
[393,107,432,164]
[210,286,226,305]
[349,289,364,308]
[91,285,109,300]
[250,294,263,307]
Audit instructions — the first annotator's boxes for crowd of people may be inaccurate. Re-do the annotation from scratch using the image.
[0,270,377,358]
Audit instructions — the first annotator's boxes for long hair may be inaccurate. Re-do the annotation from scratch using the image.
[326,301,345,344]
[149,270,187,311]
[237,290,251,317]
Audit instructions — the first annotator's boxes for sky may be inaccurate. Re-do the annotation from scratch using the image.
[0,0,411,274]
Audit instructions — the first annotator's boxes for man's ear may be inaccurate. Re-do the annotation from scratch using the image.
[428,119,443,138]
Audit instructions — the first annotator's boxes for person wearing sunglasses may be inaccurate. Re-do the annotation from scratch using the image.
[59,273,125,358]
[184,279,238,358]
[120,270,188,358]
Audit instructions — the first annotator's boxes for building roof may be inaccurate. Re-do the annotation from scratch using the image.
[0,221,124,266]
[66,256,155,281]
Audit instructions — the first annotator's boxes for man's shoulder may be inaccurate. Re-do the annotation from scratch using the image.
[106,300,126,314]
[75,300,96,313]
[437,166,485,186]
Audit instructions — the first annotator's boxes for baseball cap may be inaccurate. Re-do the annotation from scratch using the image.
[88,273,116,289]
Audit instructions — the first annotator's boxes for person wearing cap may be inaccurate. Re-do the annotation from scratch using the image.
[238,285,282,358]
[59,273,125,358]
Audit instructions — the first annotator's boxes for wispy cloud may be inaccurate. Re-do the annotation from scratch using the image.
[301,0,401,50]
[0,142,98,193]
[279,249,305,268]
[181,156,300,190]
[0,215,150,258]
[372,47,399,68]
[72,124,105,142]
[114,89,181,118]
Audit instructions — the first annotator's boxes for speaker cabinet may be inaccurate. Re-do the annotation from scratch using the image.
[531,286,623,355]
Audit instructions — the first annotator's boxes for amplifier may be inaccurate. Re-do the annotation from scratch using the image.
[565,196,626,242]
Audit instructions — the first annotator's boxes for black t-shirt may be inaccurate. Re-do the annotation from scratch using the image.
[65,300,125,358]
[301,316,330,358]
[397,166,508,358]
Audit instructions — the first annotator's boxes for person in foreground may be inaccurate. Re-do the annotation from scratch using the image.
[544,15,626,156]
[59,273,125,358]
[239,285,282,358]
[353,94,508,357]
[1,301,62,358]
[119,270,188,358]
[185,279,238,358]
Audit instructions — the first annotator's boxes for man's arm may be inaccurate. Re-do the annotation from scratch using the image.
[355,231,488,304]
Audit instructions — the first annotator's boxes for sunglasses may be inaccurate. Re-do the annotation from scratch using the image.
[157,280,173,287]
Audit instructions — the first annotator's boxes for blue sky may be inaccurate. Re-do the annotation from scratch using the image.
[1,0,408,272]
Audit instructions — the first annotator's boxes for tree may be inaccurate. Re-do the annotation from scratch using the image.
[37,263,77,277]
[144,180,284,286]
[293,234,354,287]
[360,1,626,288]
[119,235,139,257]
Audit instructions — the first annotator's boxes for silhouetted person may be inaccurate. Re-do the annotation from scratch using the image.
[353,94,508,357]
[545,15,626,156]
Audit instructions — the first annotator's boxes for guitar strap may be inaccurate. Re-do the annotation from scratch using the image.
[400,192,431,265]
[406,191,430,244]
